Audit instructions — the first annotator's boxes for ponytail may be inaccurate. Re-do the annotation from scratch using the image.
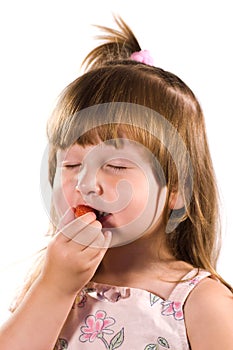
[82,15,141,71]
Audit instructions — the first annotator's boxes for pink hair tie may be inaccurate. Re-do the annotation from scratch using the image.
[130,50,154,66]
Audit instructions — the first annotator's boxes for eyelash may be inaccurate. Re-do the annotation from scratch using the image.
[63,164,128,173]
[64,164,81,169]
[106,165,127,173]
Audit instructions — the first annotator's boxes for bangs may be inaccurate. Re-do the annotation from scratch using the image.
[48,101,165,151]
[76,122,158,149]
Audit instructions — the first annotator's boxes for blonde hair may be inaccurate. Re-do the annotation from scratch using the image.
[11,16,232,310]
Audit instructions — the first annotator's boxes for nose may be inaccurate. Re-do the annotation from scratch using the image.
[75,167,102,196]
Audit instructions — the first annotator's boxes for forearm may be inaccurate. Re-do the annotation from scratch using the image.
[0,214,111,349]
[0,278,77,350]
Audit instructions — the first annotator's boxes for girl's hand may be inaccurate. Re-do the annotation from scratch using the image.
[0,210,111,350]
[39,211,112,297]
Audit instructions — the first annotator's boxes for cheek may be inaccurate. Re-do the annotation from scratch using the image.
[52,169,75,214]
[126,182,149,218]
[101,174,125,201]
[117,173,150,220]
[120,170,163,225]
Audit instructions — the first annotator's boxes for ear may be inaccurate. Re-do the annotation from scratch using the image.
[168,191,184,210]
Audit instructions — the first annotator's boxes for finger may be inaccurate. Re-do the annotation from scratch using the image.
[86,231,112,262]
[59,212,97,242]
[56,206,75,231]
[83,230,112,251]
[70,220,103,247]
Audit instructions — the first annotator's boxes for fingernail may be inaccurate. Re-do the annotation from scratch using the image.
[104,230,112,238]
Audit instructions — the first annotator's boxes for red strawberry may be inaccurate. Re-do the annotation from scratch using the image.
[74,205,96,218]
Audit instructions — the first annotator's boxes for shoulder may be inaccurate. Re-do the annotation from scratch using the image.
[184,276,233,349]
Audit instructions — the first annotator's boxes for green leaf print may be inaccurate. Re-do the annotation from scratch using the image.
[144,344,158,350]
[109,327,124,349]
[150,293,160,306]
[157,336,170,348]
[54,338,68,349]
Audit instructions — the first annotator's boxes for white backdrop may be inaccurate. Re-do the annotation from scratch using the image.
[0,0,232,323]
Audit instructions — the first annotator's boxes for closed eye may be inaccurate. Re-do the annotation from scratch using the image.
[63,164,81,169]
[106,164,128,173]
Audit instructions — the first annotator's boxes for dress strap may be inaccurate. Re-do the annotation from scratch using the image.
[168,268,212,305]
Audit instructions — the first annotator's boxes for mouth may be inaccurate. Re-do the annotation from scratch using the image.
[73,204,111,222]
[96,210,111,221]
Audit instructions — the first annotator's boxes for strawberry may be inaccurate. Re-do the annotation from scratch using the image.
[74,205,96,218]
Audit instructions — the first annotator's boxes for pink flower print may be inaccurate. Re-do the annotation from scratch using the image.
[188,277,200,286]
[79,310,115,343]
[161,301,184,320]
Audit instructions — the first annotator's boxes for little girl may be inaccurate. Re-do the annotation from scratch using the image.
[0,16,232,350]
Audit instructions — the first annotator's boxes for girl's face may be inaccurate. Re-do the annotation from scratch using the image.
[52,139,167,247]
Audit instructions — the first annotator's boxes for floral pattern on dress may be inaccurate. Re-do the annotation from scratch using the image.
[161,301,184,320]
[150,293,184,321]
[54,338,68,349]
[144,336,170,349]
[72,290,87,309]
[150,293,161,306]
[79,309,124,349]
[187,276,201,286]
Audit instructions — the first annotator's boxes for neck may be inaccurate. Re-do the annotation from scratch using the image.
[94,227,176,284]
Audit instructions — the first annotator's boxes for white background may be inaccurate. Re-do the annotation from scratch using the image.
[0,0,232,323]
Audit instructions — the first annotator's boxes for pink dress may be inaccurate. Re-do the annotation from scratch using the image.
[54,268,211,350]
